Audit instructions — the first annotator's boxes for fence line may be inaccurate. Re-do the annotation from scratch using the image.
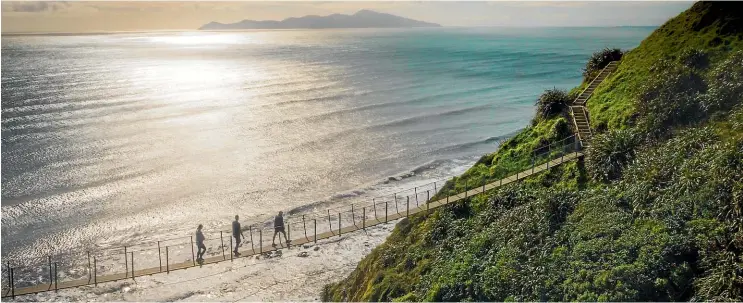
[2,136,582,299]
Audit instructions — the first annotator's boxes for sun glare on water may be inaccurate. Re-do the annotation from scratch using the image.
[147,32,249,46]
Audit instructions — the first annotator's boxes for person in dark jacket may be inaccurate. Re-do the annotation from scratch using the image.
[196,224,206,263]
[272,211,289,247]
[232,215,245,256]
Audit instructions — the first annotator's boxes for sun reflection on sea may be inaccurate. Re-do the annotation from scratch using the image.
[146,32,251,46]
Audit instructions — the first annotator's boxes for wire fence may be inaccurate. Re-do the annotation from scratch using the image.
[1,135,582,298]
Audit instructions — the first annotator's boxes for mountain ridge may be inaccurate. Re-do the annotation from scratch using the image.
[199,9,441,30]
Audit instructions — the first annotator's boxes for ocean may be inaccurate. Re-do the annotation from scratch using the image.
[1,27,654,300]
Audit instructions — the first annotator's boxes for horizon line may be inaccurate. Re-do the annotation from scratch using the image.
[1,25,660,36]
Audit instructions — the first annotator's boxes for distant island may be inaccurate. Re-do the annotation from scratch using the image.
[199,9,441,30]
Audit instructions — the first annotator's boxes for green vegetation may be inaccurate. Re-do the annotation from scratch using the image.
[323,2,743,302]
[587,1,743,131]
[585,129,639,182]
[535,88,571,121]
[583,48,623,81]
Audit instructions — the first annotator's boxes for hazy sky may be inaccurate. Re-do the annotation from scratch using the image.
[1,1,694,33]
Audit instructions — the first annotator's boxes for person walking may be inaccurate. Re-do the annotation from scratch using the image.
[232,215,245,256]
[272,211,289,248]
[195,224,206,263]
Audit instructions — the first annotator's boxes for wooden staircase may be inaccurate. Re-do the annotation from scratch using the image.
[571,105,592,144]
[571,61,619,147]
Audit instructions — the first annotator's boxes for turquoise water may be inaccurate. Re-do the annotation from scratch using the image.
[1,27,654,261]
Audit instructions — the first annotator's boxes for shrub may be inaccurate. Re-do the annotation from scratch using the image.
[636,60,706,137]
[583,48,623,81]
[700,50,743,114]
[679,48,709,69]
[586,129,640,182]
[535,88,571,120]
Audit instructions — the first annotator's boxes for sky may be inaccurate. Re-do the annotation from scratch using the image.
[1,1,694,33]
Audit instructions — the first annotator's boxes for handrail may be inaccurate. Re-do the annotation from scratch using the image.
[569,106,583,143]
[580,107,593,138]
[570,60,619,148]
[573,61,617,105]
[579,61,618,105]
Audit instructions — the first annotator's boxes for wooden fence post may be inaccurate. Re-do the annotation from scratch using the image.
[93,257,97,286]
[124,246,128,278]
[414,187,418,206]
[9,267,14,299]
[287,223,291,249]
[327,209,332,234]
[250,226,255,254]
[54,262,58,291]
[88,251,92,282]
[191,236,196,266]
[373,199,378,221]
[394,195,400,214]
[303,215,308,241]
[351,204,356,227]
[158,241,162,271]
[48,255,53,288]
[220,232,226,260]
[406,197,410,217]
[166,247,169,274]
[385,202,388,222]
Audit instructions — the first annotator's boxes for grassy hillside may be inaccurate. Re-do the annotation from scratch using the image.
[588,1,743,131]
[323,2,743,301]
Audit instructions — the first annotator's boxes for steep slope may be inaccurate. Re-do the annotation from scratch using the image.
[322,2,743,301]
[587,1,743,131]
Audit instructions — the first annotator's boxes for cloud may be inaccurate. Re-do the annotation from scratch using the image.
[2,1,68,13]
